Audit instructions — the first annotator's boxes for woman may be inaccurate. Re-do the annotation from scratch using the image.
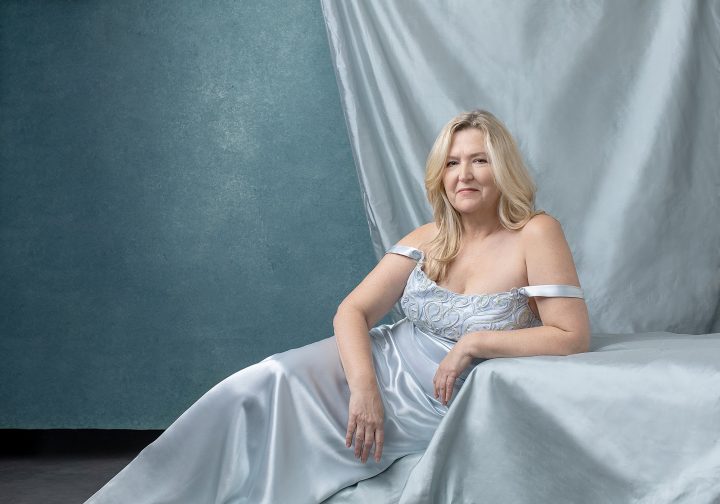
[84,110,590,504]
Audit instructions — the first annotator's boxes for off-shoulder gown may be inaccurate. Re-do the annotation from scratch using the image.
[84,244,584,504]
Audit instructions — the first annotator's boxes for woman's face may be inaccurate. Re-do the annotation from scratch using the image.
[442,128,501,215]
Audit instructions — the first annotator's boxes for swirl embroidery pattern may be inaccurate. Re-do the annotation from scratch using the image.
[400,260,541,341]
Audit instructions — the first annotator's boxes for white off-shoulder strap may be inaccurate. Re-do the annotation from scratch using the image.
[386,245,584,299]
[518,284,584,299]
[385,244,424,262]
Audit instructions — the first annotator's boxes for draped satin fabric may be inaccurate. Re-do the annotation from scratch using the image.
[84,323,440,504]
[84,244,720,503]
[84,245,584,503]
[327,331,720,504]
[319,0,720,334]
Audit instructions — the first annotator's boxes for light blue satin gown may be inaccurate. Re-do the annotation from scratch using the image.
[84,244,583,504]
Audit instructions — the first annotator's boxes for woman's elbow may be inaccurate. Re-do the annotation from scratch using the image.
[565,329,591,355]
[334,301,369,327]
[333,302,351,325]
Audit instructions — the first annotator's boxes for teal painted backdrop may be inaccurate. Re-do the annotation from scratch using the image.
[0,1,377,428]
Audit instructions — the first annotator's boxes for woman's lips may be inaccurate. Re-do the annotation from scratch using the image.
[457,189,478,194]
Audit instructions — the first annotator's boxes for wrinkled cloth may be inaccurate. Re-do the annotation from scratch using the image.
[84,244,590,503]
[320,0,720,334]
[327,331,720,503]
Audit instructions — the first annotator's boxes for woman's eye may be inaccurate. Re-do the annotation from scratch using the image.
[474,158,487,164]
[446,160,458,167]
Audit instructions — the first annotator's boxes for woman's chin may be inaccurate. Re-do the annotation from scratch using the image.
[452,203,485,215]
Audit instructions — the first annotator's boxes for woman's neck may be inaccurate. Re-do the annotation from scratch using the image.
[460,213,503,241]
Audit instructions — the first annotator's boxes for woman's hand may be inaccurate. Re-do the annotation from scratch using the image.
[346,386,385,463]
[433,339,473,406]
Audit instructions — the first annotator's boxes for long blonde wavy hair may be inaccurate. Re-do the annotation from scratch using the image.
[423,109,544,282]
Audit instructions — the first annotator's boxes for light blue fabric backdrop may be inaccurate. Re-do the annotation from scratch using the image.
[319,3,720,502]
[321,0,720,335]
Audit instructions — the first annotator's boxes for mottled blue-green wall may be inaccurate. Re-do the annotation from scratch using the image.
[0,1,377,428]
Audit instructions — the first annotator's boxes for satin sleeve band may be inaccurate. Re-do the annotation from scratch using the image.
[518,285,584,299]
[386,244,584,299]
[385,244,424,261]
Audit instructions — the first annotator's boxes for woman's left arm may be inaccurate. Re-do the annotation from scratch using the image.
[434,215,591,405]
[463,214,591,358]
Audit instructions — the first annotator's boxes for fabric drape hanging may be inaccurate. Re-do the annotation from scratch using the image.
[320,0,720,334]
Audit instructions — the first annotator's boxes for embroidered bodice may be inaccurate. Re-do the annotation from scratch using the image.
[387,244,584,342]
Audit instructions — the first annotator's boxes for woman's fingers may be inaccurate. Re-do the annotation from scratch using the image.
[354,426,364,459]
[361,424,374,463]
[348,417,383,463]
[444,374,455,404]
[345,416,357,448]
[346,391,384,463]
[433,372,457,405]
[374,427,384,462]
[433,373,446,403]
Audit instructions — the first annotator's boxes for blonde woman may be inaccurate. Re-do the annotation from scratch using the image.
[85,110,590,504]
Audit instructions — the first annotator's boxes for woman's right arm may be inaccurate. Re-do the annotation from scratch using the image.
[332,223,435,463]
[333,251,416,389]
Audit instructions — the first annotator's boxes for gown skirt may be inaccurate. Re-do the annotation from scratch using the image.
[84,317,471,504]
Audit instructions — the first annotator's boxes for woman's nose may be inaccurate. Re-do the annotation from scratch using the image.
[459,162,473,180]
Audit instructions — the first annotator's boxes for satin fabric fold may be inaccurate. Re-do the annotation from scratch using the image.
[84,319,460,504]
[320,0,720,334]
[85,245,554,503]
[326,331,720,504]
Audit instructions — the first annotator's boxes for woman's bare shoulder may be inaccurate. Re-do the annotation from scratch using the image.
[520,213,564,242]
[394,222,439,251]
[520,212,578,281]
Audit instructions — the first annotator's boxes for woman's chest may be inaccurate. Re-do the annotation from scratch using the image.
[400,264,542,341]
[434,242,527,296]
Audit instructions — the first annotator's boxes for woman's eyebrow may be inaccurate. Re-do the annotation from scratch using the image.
[446,151,488,159]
